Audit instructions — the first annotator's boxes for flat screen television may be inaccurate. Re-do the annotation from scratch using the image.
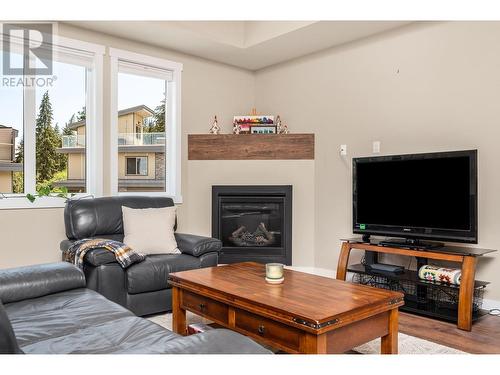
[353,150,478,244]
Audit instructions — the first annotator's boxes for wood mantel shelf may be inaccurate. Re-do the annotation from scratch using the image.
[188,133,315,160]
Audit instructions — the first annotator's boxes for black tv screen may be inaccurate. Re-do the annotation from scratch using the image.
[353,150,477,243]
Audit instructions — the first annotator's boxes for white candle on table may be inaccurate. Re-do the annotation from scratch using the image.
[266,263,284,279]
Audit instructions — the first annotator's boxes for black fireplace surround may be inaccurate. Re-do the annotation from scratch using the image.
[212,185,292,265]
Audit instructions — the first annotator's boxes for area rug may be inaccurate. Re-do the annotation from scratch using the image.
[147,312,466,354]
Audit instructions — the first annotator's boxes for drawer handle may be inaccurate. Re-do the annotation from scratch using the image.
[258,325,265,335]
[199,303,206,310]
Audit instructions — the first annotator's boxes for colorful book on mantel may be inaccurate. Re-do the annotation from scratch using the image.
[233,115,274,125]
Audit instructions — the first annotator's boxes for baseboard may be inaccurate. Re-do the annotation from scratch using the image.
[288,266,500,312]
[286,266,336,278]
[482,298,500,311]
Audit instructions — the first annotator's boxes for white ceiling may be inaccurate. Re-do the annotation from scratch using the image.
[65,21,411,70]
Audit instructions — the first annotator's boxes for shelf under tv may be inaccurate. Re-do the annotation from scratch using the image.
[348,263,489,290]
[337,238,496,331]
[347,263,488,323]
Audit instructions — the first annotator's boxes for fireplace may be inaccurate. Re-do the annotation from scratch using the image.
[212,185,292,265]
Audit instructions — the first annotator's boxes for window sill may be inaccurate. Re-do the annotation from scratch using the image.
[0,196,68,210]
[0,193,93,210]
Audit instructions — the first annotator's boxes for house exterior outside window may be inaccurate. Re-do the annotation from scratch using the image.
[0,125,22,193]
[126,156,148,176]
[55,105,164,192]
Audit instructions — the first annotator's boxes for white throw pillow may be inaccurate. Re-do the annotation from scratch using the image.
[122,206,180,255]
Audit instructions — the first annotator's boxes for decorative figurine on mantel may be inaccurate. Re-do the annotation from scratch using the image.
[232,120,241,134]
[275,115,289,134]
[209,115,221,134]
[275,115,282,134]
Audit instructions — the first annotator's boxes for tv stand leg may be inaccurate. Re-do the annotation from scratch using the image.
[336,242,352,281]
[457,256,477,331]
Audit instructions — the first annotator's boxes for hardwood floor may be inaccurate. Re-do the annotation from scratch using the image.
[399,312,500,354]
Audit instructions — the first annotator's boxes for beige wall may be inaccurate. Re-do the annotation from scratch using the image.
[255,21,500,300]
[0,208,65,268]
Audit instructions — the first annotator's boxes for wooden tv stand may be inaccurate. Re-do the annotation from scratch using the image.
[336,239,496,331]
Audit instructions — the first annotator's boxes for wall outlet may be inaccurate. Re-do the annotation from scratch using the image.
[372,141,381,154]
[340,144,347,156]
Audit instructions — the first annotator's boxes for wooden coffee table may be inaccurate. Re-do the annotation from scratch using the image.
[168,262,404,354]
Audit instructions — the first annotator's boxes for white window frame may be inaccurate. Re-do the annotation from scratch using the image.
[0,33,104,209]
[109,48,182,203]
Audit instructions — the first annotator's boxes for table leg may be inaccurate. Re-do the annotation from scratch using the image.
[381,308,398,354]
[457,256,477,331]
[172,286,187,335]
[336,242,352,281]
[300,333,327,354]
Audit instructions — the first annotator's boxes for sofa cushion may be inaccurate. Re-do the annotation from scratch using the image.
[5,288,136,349]
[17,314,181,354]
[156,329,272,354]
[126,254,201,294]
[0,300,23,354]
[5,288,179,354]
[122,206,179,255]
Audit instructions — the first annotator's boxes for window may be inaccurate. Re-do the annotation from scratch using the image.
[110,48,182,201]
[0,49,23,195]
[126,156,148,176]
[0,30,104,208]
[36,60,87,193]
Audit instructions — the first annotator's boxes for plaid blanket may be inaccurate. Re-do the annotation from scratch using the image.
[63,238,146,269]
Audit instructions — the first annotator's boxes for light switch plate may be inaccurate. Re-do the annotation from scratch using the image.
[340,144,347,156]
[373,141,381,154]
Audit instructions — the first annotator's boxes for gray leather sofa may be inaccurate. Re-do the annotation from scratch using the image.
[60,196,221,316]
[0,262,270,354]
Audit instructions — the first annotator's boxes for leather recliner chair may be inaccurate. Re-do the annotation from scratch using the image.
[60,196,221,316]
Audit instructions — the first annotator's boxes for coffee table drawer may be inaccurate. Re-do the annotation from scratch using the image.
[182,291,228,324]
[235,308,301,351]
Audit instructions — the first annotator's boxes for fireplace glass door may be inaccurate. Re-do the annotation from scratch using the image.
[212,185,292,265]
[220,197,284,249]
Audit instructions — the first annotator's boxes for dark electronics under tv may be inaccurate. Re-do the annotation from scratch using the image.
[367,263,405,274]
[353,150,478,245]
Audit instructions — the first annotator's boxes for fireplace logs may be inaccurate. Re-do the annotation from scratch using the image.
[229,222,276,247]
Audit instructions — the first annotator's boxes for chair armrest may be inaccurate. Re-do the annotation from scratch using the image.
[0,262,85,304]
[174,233,221,257]
[162,329,271,354]
[60,240,117,267]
